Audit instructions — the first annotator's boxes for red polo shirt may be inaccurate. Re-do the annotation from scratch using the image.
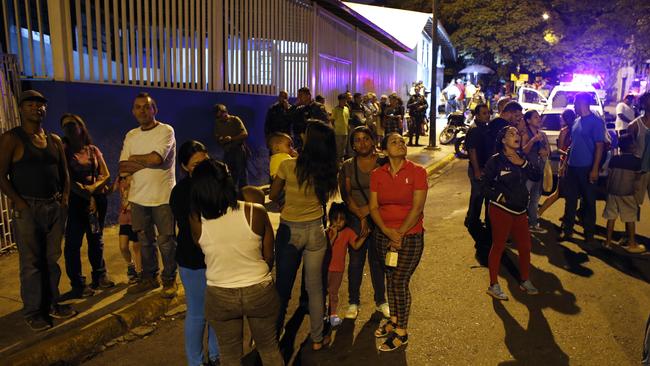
[370,160,427,235]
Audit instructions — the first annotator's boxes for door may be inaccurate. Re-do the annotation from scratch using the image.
[518,87,547,112]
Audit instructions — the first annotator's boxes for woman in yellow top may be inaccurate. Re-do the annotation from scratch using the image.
[270,120,339,350]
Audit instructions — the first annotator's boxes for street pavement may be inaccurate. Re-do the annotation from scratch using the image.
[81,158,650,366]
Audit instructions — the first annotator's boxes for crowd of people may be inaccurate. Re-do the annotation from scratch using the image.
[463,92,650,300]
[264,85,429,163]
[4,83,649,363]
[0,87,429,365]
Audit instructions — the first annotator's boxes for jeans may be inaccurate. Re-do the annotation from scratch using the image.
[223,146,248,188]
[275,218,327,342]
[13,197,66,317]
[562,166,597,238]
[465,175,488,242]
[347,215,385,306]
[64,193,107,288]
[131,203,177,282]
[205,280,283,366]
[179,266,219,366]
[526,179,543,227]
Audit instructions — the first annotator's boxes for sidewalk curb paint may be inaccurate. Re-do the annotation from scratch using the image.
[426,153,456,176]
[3,290,186,366]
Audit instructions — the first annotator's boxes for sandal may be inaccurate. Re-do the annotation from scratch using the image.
[378,331,408,352]
[374,320,396,338]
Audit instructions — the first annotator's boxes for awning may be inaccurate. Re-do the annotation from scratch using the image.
[343,2,429,50]
[343,2,456,62]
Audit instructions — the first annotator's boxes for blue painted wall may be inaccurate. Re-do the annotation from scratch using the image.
[23,80,275,223]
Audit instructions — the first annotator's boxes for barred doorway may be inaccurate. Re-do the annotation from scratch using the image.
[0,53,21,252]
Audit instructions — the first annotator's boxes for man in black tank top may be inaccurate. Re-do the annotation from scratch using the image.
[0,90,76,331]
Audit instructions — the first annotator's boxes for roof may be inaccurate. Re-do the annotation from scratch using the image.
[314,0,411,52]
[342,2,456,61]
[343,2,429,50]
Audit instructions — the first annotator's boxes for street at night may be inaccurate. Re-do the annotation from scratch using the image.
[2,0,650,365]
[81,158,650,365]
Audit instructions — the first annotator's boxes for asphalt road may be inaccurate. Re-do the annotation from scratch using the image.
[83,159,650,366]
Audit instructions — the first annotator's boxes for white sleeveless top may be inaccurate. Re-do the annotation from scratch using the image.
[198,202,272,288]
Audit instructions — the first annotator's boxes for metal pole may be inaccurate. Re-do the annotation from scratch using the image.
[427,0,440,150]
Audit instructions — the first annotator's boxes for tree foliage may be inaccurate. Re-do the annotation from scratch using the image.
[368,0,650,78]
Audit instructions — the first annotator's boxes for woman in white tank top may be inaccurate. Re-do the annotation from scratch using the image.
[189,159,283,366]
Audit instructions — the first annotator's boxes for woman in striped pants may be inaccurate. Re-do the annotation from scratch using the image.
[369,132,428,352]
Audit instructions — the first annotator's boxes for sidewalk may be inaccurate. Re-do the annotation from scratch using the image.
[0,122,456,365]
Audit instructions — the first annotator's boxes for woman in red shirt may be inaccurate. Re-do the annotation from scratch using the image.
[369,132,428,352]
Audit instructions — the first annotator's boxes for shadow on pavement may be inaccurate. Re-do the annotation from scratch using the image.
[492,254,579,365]
[294,312,407,366]
[535,219,650,284]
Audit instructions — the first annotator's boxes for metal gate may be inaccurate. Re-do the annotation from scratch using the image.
[0,53,21,253]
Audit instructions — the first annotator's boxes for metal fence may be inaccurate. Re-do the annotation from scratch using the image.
[0,0,51,78]
[0,53,21,252]
[1,0,428,104]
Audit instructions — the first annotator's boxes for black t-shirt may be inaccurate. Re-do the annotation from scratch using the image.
[170,176,206,269]
[487,117,508,155]
[291,101,328,136]
[264,102,291,135]
[465,121,492,169]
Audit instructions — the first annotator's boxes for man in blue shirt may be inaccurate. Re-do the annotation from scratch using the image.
[560,93,606,244]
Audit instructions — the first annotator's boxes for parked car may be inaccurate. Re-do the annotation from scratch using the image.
[518,83,605,117]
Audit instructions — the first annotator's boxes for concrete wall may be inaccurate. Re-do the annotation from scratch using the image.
[23,80,276,223]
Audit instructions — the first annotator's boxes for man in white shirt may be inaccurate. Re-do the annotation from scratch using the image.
[119,93,177,297]
[615,94,636,134]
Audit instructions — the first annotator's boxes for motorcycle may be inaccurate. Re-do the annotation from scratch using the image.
[439,111,469,145]
[454,134,469,159]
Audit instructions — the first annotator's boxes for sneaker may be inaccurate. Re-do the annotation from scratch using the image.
[91,275,116,290]
[519,280,539,295]
[329,315,342,327]
[622,244,646,254]
[25,314,52,331]
[376,302,390,318]
[70,285,95,299]
[127,277,160,294]
[486,284,508,301]
[49,303,78,319]
[161,279,178,299]
[529,225,548,234]
[344,304,359,319]
[127,264,138,283]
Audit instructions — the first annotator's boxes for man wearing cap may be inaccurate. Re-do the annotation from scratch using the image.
[0,90,77,331]
[119,92,178,298]
[214,104,249,188]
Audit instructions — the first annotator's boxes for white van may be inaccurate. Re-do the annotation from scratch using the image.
[518,83,605,116]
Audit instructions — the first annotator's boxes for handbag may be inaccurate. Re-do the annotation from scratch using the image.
[542,159,553,192]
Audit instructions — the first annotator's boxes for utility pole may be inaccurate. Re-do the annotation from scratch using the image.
[426,0,440,150]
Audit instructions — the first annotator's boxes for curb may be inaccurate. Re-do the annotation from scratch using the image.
[4,289,185,366]
[425,153,456,176]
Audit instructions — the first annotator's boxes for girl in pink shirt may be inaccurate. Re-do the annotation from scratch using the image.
[326,203,368,326]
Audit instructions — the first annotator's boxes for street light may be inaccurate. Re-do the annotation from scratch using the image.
[542,12,550,20]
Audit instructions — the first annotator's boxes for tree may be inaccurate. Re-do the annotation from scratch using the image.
[370,0,650,83]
